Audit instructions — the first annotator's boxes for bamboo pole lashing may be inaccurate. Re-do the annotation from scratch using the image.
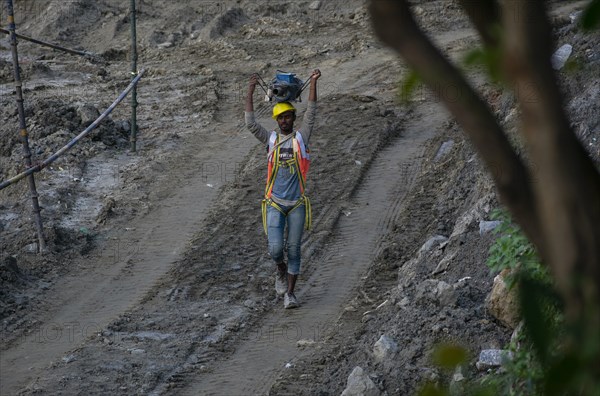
[0,27,96,58]
[130,0,138,152]
[0,69,146,191]
[5,0,46,252]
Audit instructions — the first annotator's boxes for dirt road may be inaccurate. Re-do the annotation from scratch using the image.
[0,119,245,394]
[1,2,407,392]
[173,101,446,395]
[1,42,410,393]
[0,1,464,393]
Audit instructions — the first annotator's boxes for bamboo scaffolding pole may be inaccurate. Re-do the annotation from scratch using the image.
[0,69,146,191]
[5,0,46,252]
[0,27,95,58]
[130,0,138,152]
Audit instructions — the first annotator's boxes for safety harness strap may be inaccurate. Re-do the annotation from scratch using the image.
[293,148,306,192]
[265,142,280,197]
[262,132,311,236]
[261,196,311,235]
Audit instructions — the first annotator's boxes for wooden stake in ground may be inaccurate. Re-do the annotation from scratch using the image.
[130,0,138,152]
[5,0,47,252]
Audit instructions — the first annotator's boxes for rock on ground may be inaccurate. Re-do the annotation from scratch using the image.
[373,335,398,362]
[341,366,381,396]
[486,268,520,329]
[476,349,513,371]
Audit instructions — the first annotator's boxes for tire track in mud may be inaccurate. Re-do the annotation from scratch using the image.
[175,103,447,396]
[0,44,402,396]
[0,118,250,395]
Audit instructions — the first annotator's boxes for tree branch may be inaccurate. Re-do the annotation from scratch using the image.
[368,0,545,253]
[458,0,502,48]
[502,0,600,319]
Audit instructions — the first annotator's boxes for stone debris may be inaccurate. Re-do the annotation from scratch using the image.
[433,140,454,162]
[476,349,513,371]
[479,220,501,235]
[24,243,38,254]
[341,366,381,396]
[296,339,316,348]
[552,44,573,70]
[398,297,410,307]
[486,269,520,329]
[61,354,76,363]
[309,1,321,10]
[419,235,448,254]
[416,279,457,306]
[435,280,457,307]
[432,250,457,275]
[373,335,399,361]
[76,103,100,128]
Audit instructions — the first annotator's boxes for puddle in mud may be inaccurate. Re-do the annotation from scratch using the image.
[59,154,127,230]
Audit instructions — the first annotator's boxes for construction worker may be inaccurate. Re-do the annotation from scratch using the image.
[245,69,321,309]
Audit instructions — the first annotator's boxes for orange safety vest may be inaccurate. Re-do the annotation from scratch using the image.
[261,131,312,235]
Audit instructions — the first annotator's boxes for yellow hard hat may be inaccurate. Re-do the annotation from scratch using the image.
[272,102,296,119]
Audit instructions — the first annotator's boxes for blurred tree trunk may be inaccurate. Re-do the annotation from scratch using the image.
[369,0,600,357]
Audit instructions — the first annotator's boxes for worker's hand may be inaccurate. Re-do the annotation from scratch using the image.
[248,73,259,93]
[310,69,321,82]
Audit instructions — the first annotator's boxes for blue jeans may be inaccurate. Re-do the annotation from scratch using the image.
[267,203,305,275]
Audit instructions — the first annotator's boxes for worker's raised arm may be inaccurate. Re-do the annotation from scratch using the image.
[246,74,258,112]
[300,69,321,143]
[245,73,269,144]
[308,69,320,102]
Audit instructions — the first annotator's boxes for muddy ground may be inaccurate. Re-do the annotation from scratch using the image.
[1,0,598,395]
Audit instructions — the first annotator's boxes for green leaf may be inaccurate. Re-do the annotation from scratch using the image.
[581,0,600,30]
[399,69,422,103]
[462,46,502,82]
[489,208,508,222]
